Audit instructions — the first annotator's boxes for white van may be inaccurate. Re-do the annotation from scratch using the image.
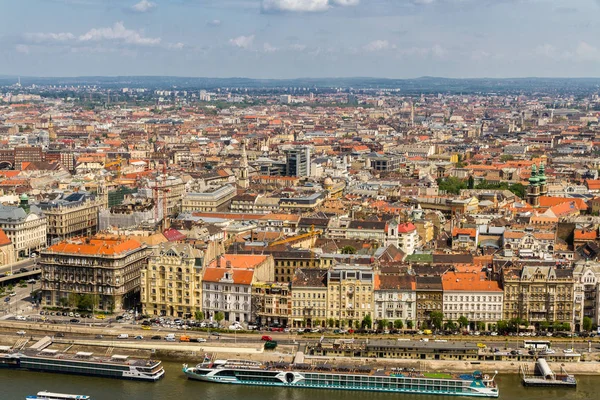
[164,333,176,341]
[117,333,129,339]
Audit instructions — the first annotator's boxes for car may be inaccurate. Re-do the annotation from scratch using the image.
[74,313,80,318]
[16,330,26,335]
[56,332,65,338]
[564,348,574,353]
[545,349,556,354]
[9,292,16,297]
[3,297,10,303]
[261,335,273,341]
[490,332,498,336]
[62,312,67,316]
[15,315,27,321]
[476,343,487,349]
[142,325,151,330]
[190,338,207,343]
[135,335,144,340]
[69,319,79,323]
[27,279,36,284]
[95,314,106,319]
[151,335,162,340]
[39,311,45,315]
[95,334,104,339]
[165,337,176,342]
[117,334,129,339]
[19,268,28,273]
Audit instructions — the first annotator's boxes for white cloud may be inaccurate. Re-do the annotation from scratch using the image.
[263,43,278,53]
[79,22,161,46]
[168,42,185,50]
[131,0,156,13]
[397,44,447,58]
[290,43,307,51]
[229,35,255,49]
[363,40,390,52]
[261,0,359,13]
[575,41,600,61]
[208,19,222,26]
[15,44,30,54]
[24,32,76,43]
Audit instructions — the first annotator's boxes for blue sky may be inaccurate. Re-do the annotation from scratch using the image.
[2,0,600,78]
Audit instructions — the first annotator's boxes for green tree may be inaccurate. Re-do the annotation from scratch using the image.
[406,320,414,329]
[361,314,373,329]
[195,311,205,321]
[467,175,475,189]
[313,318,321,328]
[500,154,515,162]
[458,315,469,329]
[477,321,486,331]
[437,176,467,195]
[214,312,225,325]
[540,320,550,331]
[58,297,69,308]
[394,319,404,330]
[496,320,508,333]
[78,294,94,311]
[429,311,444,330]
[328,318,335,328]
[378,319,389,331]
[67,293,80,309]
[341,246,356,254]
[445,320,457,331]
[508,183,526,198]
[583,316,593,332]
[561,322,571,331]
[354,320,360,329]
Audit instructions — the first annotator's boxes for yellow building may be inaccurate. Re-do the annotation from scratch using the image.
[291,269,328,328]
[251,282,291,327]
[141,243,208,318]
[326,264,374,329]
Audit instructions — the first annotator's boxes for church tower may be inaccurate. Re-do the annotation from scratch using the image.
[239,139,249,189]
[48,116,57,142]
[527,164,540,207]
[538,163,548,197]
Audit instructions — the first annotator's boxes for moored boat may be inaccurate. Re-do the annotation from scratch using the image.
[26,391,91,400]
[182,359,499,398]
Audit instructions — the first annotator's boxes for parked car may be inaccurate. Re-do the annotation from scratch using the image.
[15,316,27,321]
[151,335,162,340]
[69,318,79,323]
[135,335,144,340]
[117,334,129,339]
[3,297,10,303]
[16,330,26,336]
[95,334,103,339]
[56,332,65,338]
[261,335,273,341]
[190,338,207,343]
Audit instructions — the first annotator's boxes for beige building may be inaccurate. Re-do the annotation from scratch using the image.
[140,242,207,318]
[251,282,291,327]
[326,264,374,328]
[40,236,149,312]
[34,193,103,245]
[291,268,328,328]
[0,229,16,266]
[502,266,575,329]
[0,201,47,258]
[148,177,185,215]
[181,184,236,212]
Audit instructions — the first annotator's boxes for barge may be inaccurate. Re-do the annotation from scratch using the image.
[520,358,576,388]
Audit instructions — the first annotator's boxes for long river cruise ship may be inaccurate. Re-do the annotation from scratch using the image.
[182,359,499,398]
[0,346,164,381]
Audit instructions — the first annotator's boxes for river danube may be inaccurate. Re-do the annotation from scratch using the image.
[0,362,597,400]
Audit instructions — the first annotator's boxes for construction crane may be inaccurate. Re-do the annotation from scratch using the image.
[152,162,170,230]
[268,225,321,247]
[104,156,126,179]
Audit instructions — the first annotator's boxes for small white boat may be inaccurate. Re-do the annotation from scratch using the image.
[26,391,91,400]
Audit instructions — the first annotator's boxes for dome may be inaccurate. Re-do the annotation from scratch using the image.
[20,193,29,201]
[323,177,334,186]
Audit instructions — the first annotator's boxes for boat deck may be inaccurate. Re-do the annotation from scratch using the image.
[17,349,160,368]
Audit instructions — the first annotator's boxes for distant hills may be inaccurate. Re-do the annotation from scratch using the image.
[1,75,600,94]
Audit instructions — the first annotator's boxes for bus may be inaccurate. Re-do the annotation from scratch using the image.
[523,340,551,351]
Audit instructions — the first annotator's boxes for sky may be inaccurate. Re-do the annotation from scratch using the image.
[2,0,600,79]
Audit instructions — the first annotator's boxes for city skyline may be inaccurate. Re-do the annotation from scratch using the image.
[3,0,600,79]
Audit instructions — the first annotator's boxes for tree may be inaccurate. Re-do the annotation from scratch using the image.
[458,315,469,329]
[361,314,373,329]
[378,319,389,331]
[583,316,593,332]
[354,320,360,329]
[429,311,444,330]
[314,318,321,328]
[341,246,356,254]
[406,320,414,329]
[508,183,526,199]
[476,321,486,332]
[500,154,515,162]
[496,320,508,333]
[77,294,94,311]
[328,318,335,328]
[195,311,205,321]
[467,175,475,189]
[394,319,404,330]
[214,312,225,325]
[58,297,68,308]
[437,176,467,195]
[444,320,457,331]
[67,293,80,309]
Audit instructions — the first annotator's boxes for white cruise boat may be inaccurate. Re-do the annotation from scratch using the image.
[26,391,91,400]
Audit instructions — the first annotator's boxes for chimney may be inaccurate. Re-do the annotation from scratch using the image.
[226,260,232,269]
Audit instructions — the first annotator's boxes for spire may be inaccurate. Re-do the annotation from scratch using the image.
[239,139,249,189]
[48,115,57,142]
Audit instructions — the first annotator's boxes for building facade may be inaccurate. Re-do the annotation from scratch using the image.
[181,184,236,212]
[251,282,290,327]
[291,268,328,328]
[374,274,416,328]
[140,243,205,318]
[416,276,443,329]
[0,202,47,258]
[573,261,600,331]
[326,264,374,329]
[40,237,148,312]
[502,266,575,329]
[34,193,103,245]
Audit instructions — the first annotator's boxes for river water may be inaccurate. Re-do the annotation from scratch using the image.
[0,362,597,400]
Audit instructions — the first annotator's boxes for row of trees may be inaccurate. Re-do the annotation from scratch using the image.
[438,176,526,199]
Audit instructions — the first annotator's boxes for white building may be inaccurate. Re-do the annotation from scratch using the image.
[397,222,418,255]
[0,203,47,259]
[374,275,416,327]
[442,271,503,330]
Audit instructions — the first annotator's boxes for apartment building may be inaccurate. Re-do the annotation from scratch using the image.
[251,282,291,327]
[291,268,328,328]
[0,201,47,258]
[416,276,443,329]
[40,236,148,312]
[181,184,236,212]
[374,274,416,327]
[140,243,205,318]
[326,264,374,328]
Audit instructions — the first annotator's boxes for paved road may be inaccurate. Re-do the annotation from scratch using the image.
[0,281,40,318]
[0,259,36,275]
